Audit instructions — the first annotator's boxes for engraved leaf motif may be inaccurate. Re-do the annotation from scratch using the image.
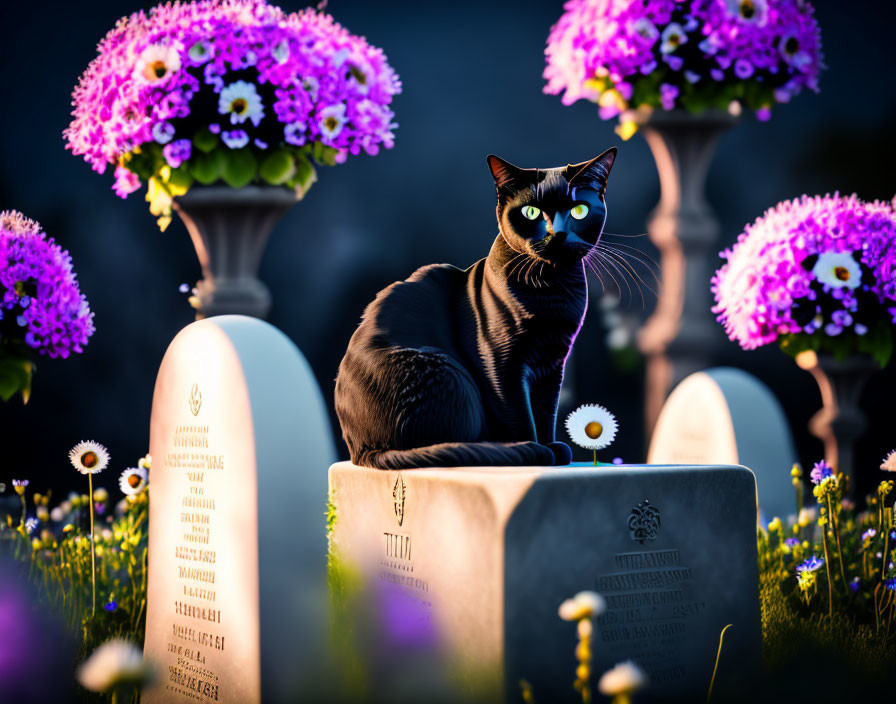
[189,383,202,416]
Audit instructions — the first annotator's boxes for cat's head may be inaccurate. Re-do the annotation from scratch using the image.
[486,148,616,267]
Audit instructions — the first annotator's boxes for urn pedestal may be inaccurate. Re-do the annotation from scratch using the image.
[634,110,738,436]
[801,352,879,496]
[173,186,298,320]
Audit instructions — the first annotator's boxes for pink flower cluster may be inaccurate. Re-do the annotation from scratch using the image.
[544,0,822,120]
[0,211,94,359]
[64,0,400,184]
[711,195,896,350]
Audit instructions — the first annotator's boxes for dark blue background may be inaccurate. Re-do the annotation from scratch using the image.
[0,1,893,500]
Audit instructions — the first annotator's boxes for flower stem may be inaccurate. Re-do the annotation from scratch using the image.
[827,497,848,591]
[821,524,833,618]
[706,624,733,704]
[88,473,96,619]
[593,450,597,466]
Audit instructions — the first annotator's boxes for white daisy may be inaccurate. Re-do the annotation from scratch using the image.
[812,252,861,290]
[319,104,347,140]
[77,639,153,693]
[725,0,768,24]
[135,44,181,84]
[69,441,110,475]
[558,591,606,621]
[565,404,618,451]
[598,661,648,697]
[119,467,148,496]
[660,23,687,54]
[218,80,265,127]
[881,450,896,472]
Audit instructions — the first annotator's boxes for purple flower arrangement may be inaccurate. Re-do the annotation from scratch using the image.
[0,211,94,401]
[64,0,401,229]
[712,194,896,366]
[543,0,822,139]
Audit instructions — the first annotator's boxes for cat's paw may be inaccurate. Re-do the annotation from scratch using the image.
[546,441,572,466]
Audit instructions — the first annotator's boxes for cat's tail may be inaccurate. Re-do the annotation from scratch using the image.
[354,441,560,470]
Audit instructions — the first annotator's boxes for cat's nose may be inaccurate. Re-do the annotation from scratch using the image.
[550,213,567,238]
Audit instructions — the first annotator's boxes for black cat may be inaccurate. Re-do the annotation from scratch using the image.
[335,148,616,469]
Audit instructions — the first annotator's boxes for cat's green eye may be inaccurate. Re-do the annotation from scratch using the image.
[521,205,541,221]
[570,204,589,220]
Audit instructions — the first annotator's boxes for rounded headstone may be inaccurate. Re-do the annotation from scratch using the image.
[143,316,335,703]
[647,367,797,523]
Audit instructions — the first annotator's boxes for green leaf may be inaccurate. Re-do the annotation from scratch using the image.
[259,148,297,185]
[0,357,33,403]
[220,148,258,189]
[290,154,317,199]
[167,165,194,193]
[190,150,224,185]
[192,127,219,154]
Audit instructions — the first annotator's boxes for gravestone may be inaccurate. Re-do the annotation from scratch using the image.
[143,316,336,703]
[647,367,797,523]
[329,462,761,703]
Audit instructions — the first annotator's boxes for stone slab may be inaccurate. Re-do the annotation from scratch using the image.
[329,461,761,702]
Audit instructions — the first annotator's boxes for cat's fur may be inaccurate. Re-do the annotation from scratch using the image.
[335,148,616,469]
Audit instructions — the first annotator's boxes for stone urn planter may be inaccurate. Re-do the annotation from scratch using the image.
[633,109,739,434]
[799,351,880,496]
[173,185,299,320]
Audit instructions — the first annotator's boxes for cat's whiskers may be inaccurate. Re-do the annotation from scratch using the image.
[592,241,659,295]
[593,247,635,303]
[596,239,660,278]
[585,253,623,299]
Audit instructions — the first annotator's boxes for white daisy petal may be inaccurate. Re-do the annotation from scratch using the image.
[69,441,110,475]
[119,467,148,495]
[135,44,181,84]
[565,404,618,451]
[811,251,862,290]
[217,80,265,127]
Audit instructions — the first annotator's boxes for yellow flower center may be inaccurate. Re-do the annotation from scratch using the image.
[128,474,142,489]
[834,266,850,282]
[739,0,755,18]
[143,60,169,81]
[585,422,604,439]
[324,116,339,131]
[230,98,248,115]
[668,33,680,47]
[81,451,98,469]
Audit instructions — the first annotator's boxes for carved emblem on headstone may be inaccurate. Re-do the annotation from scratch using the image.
[628,499,661,544]
[188,383,202,416]
[393,474,406,526]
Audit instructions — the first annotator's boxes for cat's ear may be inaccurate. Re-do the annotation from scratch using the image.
[565,147,617,189]
[486,154,532,195]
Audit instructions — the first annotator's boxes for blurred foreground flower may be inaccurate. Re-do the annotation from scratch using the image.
[559,591,606,703]
[77,639,155,694]
[598,661,647,704]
